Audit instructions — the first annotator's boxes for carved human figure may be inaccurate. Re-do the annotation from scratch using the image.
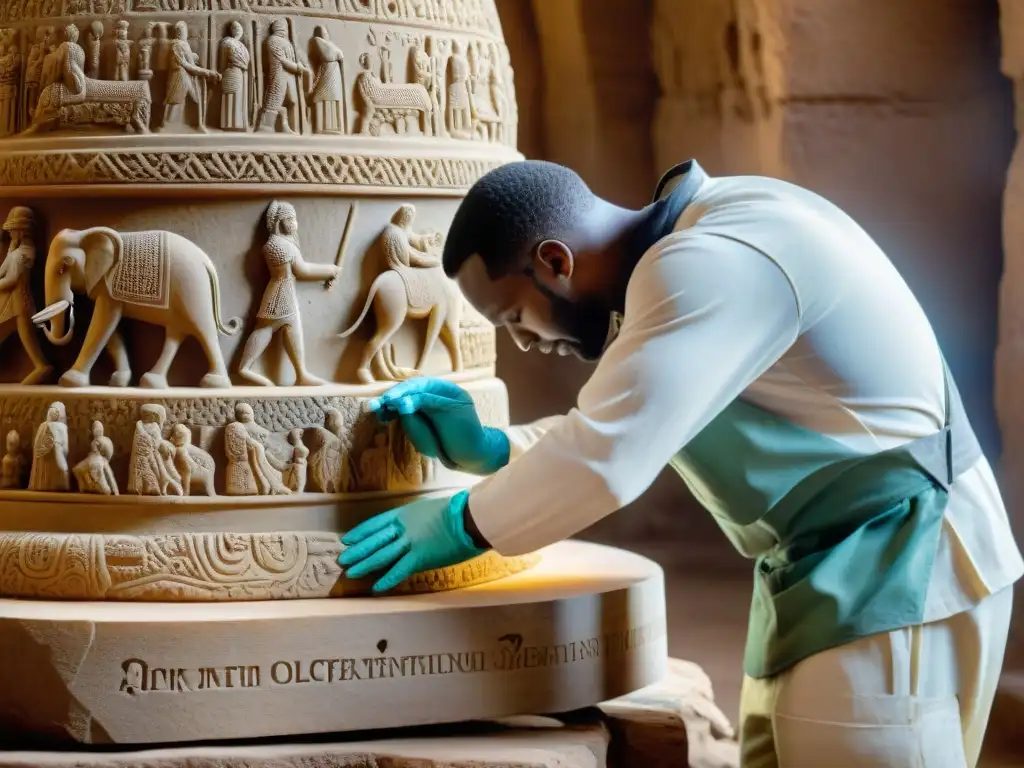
[308,26,345,135]
[218,21,250,132]
[339,204,463,384]
[237,201,339,387]
[387,419,433,489]
[282,428,308,494]
[467,42,500,141]
[0,207,52,385]
[254,19,309,134]
[86,21,103,80]
[426,36,447,137]
[487,43,507,142]
[446,40,473,138]
[168,424,216,497]
[27,24,151,135]
[72,421,118,495]
[0,29,22,137]
[128,404,183,497]
[160,21,221,133]
[308,407,353,493]
[28,401,69,493]
[137,23,155,80]
[224,404,290,496]
[24,27,54,121]
[1,431,23,490]
[113,20,132,82]
[34,227,242,389]
[359,432,389,491]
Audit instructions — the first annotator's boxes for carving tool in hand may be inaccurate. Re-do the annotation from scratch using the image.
[326,202,357,291]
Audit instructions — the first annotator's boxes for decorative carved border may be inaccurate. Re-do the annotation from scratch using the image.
[0,530,540,601]
[0,150,507,188]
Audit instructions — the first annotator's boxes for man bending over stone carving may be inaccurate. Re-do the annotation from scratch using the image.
[340,159,1023,767]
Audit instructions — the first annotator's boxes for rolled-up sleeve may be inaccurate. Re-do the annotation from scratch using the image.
[468,232,802,556]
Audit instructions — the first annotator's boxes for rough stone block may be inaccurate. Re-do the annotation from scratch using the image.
[0,723,610,768]
[598,658,740,768]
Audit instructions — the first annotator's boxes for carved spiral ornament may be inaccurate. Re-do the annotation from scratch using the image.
[0,0,530,602]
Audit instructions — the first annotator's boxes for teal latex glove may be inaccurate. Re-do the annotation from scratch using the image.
[339,490,486,593]
[367,377,510,475]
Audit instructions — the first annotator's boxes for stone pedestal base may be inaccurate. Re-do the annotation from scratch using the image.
[0,656,742,768]
[0,541,667,745]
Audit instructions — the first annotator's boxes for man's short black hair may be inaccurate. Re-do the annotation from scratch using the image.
[442,160,595,279]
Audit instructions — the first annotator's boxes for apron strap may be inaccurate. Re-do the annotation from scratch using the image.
[903,356,982,491]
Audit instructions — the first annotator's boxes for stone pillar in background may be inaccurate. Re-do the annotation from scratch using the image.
[998,0,1024,664]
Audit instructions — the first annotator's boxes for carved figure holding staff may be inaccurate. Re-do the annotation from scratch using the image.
[159,21,221,133]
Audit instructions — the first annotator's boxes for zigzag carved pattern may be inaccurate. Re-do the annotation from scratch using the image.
[0,150,503,188]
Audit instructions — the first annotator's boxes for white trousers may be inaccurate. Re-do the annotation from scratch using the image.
[738,586,1014,767]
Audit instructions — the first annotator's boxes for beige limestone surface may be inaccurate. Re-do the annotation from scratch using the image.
[0,540,668,745]
[0,0,535,603]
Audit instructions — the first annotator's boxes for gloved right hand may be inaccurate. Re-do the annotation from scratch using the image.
[367,377,510,475]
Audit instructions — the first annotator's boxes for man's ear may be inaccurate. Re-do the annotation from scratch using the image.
[534,239,574,280]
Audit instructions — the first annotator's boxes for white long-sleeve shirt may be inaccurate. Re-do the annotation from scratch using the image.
[470,164,1023,624]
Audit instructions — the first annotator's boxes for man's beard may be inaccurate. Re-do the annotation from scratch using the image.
[534,278,613,362]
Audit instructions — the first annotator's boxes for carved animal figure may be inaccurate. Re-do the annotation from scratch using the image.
[169,424,216,497]
[35,228,243,389]
[356,52,432,136]
[339,206,463,384]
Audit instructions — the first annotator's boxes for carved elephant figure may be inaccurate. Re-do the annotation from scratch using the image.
[339,264,464,384]
[33,227,243,389]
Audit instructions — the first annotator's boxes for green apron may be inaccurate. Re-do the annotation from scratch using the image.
[669,360,982,678]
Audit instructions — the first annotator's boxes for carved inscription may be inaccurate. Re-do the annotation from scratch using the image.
[117,619,667,694]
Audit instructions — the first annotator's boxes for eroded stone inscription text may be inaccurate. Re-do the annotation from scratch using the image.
[117,618,667,695]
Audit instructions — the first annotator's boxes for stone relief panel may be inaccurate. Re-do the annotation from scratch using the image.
[0,4,516,142]
[0,381,506,496]
[0,199,494,388]
[0,530,538,601]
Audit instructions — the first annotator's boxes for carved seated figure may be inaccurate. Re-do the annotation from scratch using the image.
[169,424,216,497]
[72,421,118,495]
[25,23,152,135]
[128,404,182,497]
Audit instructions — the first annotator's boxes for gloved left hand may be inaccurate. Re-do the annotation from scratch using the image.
[339,490,486,593]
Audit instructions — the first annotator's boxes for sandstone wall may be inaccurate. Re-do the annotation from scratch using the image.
[999,0,1024,662]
